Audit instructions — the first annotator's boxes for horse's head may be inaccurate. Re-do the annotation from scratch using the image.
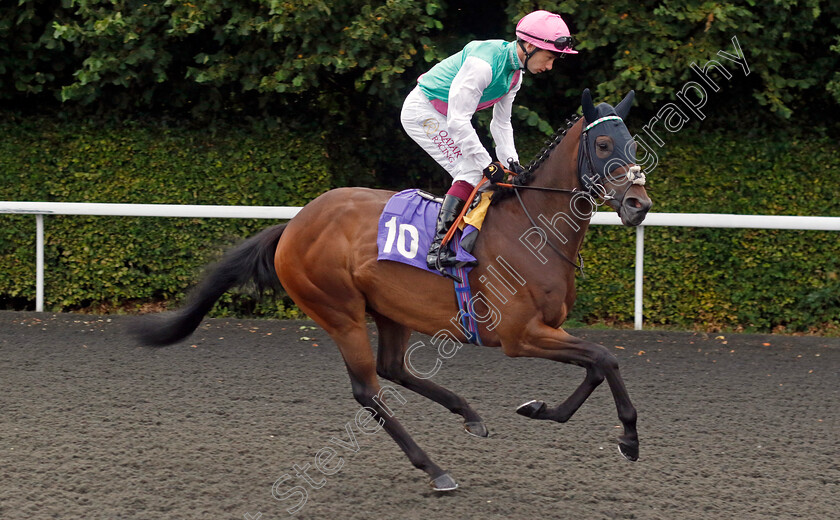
[578,89,652,226]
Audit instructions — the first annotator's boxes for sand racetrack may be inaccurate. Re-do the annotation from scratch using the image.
[1,311,838,519]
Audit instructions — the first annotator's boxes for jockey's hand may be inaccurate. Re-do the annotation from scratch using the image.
[482,161,509,183]
[508,159,526,175]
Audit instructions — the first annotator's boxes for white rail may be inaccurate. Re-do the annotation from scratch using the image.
[590,212,840,328]
[0,201,301,219]
[3,201,839,328]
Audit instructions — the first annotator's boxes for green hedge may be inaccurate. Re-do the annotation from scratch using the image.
[0,117,331,317]
[2,118,838,332]
[5,1,840,122]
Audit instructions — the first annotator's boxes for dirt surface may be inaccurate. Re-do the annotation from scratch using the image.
[1,311,838,520]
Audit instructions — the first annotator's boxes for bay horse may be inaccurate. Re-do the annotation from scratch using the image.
[133,89,652,491]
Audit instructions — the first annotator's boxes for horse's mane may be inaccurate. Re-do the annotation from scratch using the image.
[490,114,581,205]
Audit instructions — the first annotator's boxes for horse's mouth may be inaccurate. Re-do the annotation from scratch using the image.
[609,194,651,227]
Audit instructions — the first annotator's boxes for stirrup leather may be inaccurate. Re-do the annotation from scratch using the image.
[426,195,475,270]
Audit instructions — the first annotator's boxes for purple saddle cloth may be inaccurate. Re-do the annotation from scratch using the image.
[377,189,478,275]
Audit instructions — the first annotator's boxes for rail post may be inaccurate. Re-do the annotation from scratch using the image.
[36,214,44,312]
[634,225,644,330]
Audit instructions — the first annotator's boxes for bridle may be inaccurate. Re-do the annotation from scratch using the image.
[494,116,646,274]
[577,116,646,207]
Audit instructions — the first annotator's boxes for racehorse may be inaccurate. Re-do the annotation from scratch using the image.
[133,89,652,491]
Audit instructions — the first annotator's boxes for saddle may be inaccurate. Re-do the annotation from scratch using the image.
[376,188,492,276]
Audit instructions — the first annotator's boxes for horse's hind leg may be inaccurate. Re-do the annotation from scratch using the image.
[506,322,639,461]
[310,317,458,491]
[277,247,457,489]
[373,314,488,437]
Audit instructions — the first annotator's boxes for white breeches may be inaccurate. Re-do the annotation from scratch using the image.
[400,86,484,187]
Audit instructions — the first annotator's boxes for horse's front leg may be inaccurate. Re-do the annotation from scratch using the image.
[503,321,639,461]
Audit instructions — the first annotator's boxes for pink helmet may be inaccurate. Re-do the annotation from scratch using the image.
[516,10,578,54]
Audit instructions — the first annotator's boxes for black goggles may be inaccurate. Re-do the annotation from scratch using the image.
[517,30,574,52]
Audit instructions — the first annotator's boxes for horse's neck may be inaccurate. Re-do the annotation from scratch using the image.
[528,131,581,194]
[479,129,590,286]
[519,127,589,249]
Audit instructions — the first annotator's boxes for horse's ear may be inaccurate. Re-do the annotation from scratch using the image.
[614,90,635,119]
[581,88,597,123]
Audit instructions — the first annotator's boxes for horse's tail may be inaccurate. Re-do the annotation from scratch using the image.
[131,224,287,347]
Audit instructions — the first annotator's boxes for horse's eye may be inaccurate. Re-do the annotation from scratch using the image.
[595,137,614,159]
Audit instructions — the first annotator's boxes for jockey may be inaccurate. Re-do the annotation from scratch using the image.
[400,10,577,270]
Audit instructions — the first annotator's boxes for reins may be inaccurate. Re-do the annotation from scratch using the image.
[436,113,641,279]
[492,180,586,274]
[512,186,586,275]
[489,117,598,276]
[490,113,643,275]
[492,182,578,195]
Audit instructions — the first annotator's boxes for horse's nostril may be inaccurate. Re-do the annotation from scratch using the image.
[625,197,650,212]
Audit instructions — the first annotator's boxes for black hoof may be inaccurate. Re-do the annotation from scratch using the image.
[430,471,458,491]
[618,441,639,462]
[463,421,489,438]
[516,399,547,419]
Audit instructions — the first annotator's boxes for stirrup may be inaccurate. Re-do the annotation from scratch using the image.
[433,258,462,283]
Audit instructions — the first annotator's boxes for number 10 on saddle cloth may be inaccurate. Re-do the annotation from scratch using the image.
[376,188,492,274]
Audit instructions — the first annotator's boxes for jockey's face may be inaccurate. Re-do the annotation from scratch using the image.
[526,48,558,74]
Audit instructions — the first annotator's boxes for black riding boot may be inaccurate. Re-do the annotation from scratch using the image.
[427,194,474,269]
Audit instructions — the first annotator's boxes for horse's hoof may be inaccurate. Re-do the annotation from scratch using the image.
[618,441,639,462]
[430,471,459,491]
[463,421,489,438]
[515,399,546,419]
